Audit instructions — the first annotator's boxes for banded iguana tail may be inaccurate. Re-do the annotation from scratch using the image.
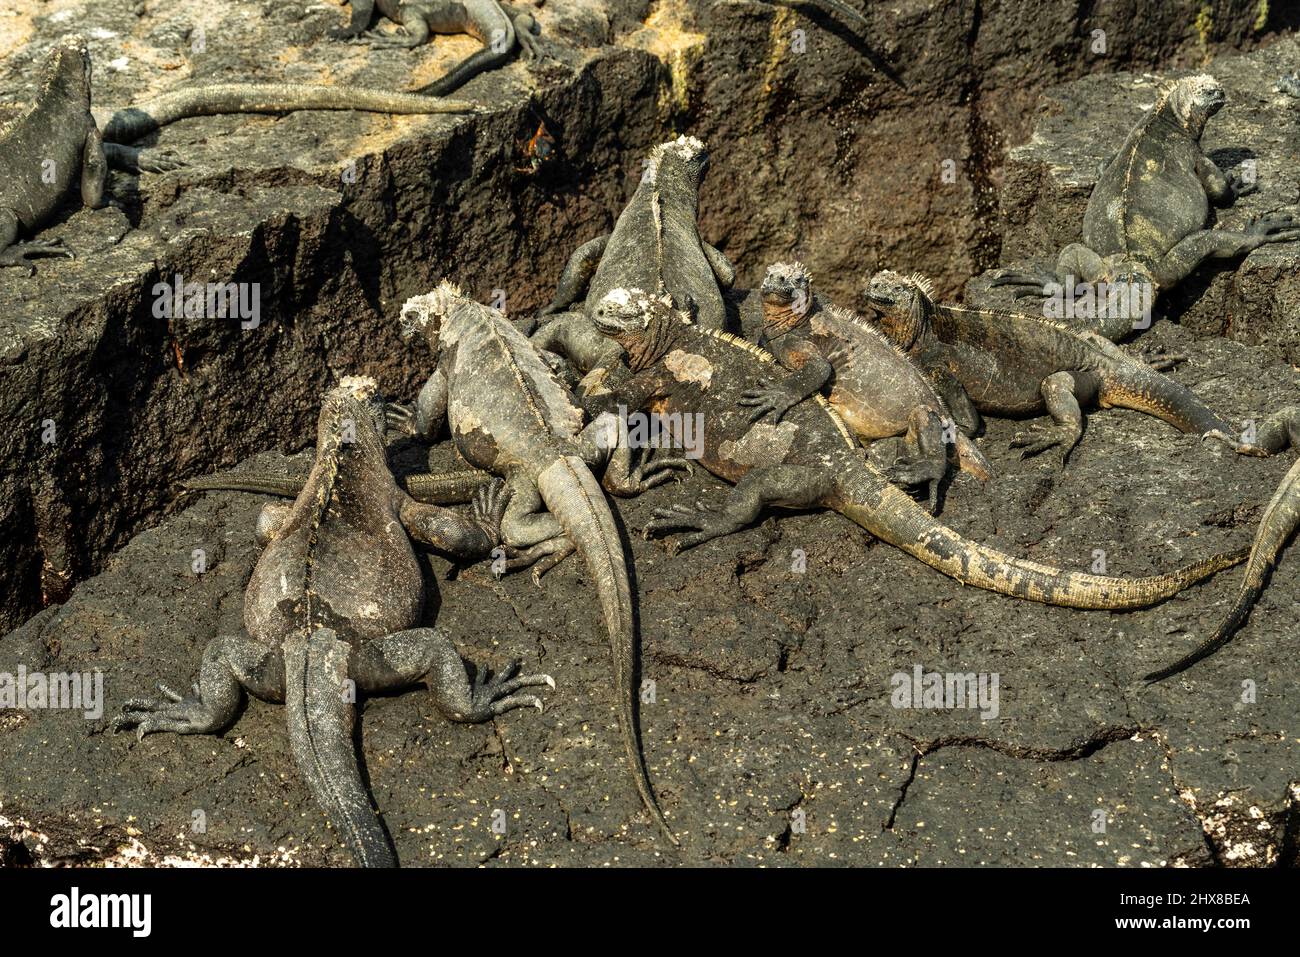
[115,377,551,867]
[743,261,990,511]
[532,135,736,372]
[1146,453,1300,682]
[862,269,1300,462]
[991,75,1300,341]
[1,35,475,271]
[390,282,685,844]
[329,0,542,97]
[578,287,1246,608]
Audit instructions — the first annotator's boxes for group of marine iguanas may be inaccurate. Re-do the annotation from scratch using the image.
[8,13,1292,866]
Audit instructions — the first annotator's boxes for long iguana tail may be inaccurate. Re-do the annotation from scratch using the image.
[1146,456,1300,681]
[1099,367,1233,439]
[285,627,397,868]
[184,468,492,505]
[98,84,478,144]
[831,459,1246,609]
[535,455,677,845]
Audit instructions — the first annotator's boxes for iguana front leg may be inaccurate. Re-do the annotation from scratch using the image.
[388,368,448,441]
[1009,371,1084,461]
[884,407,951,514]
[538,235,609,318]
[738,337,832,423]
[1196,153,1251,204]
[1150,215,1300,289]
[102,143,185,174]
[577,410,691,497]
[114,633,283,739]
[644,465,834,555]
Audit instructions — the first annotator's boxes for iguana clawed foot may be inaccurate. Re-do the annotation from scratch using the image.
[494,535,577,584]
[462,659,555,719]
[470,479,511,544]
[884,456,944,514]
[643,500,743,555]
[513,13,543,60]
[1135,342,1187,371]
[737,384,800,423]
[1244,212,1300,245]
[384,401,417,435]
[114,682,223,740]
[136,148,186,173]
[604,450,693,496]
[0,238,75,273]
[1010,423,1081,461]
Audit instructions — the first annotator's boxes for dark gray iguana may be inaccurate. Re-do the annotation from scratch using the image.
[741,261,991,511]
[991,74,1300,341]
[862,269,1300,462]
[328,0,543,97]
[576,287,1246,607]
[115,377,552,867]
[1,35,476,271]
[387,282,685,844]
[531,135,736,372]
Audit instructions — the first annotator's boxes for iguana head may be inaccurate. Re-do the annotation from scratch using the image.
[641,135,710,192]
[400,279,469,355]
[1165,74,1226,139]
[761,261,814,336]
[318,374,387,456]
[44,34,92,102]
[592,287,683,371]
[862,270,936,351]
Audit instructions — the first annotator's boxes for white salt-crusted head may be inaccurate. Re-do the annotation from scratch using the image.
[333,374,378,401]
[1167,73,1225,129]
[762,261,813,301]
[400,279,465,337]
[642,135,710,184]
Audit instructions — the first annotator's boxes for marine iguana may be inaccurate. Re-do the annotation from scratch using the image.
[1146,452,1300,681]
[579,287,1246,606]
[389,282,685,844]
[1,35,475,271]
[743,261,990,510]
[532,135,736,373]
[330,0,542,96]
[862,269,1300,462]
[990,75,1300,341]
[115,377,552,867]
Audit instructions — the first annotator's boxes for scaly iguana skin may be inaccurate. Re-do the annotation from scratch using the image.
[1146,452,1300,681]
[1,35,475,271]
[863,269,1300,462]
[115,377,552,867]
[330,0,542,96]
[991,75,1300,341]
[532,135,736,372]
[743,261,991,511]
[579,287,1246,606]
[389,282,684,844]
